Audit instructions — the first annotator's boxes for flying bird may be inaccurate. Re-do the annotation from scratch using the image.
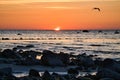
[93,7,101,12]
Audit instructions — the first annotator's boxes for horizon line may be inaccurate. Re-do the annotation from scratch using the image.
[0,29,120,31]
[0,0,119,4]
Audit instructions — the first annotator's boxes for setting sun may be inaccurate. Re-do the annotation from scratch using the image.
[54,27,60,31]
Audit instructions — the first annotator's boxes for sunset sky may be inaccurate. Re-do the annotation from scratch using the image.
[0,0,120,30]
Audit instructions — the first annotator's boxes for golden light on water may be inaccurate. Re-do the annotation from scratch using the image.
[36,55,42,60]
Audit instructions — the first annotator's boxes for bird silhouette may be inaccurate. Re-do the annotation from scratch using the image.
[93,7,100,11]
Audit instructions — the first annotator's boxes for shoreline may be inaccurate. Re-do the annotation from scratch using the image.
[0,63,97,78]
[0,63,77,73]
[0,49,120,80]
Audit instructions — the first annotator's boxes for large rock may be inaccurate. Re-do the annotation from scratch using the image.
[52,73,67,80]
[102,58,120,73]
[42,50,54,55]
[15,44,34,49]
[67,68,79,76]
[20,50,40,59]
[18,56,40,65]
[0,67,17,80]
[1,49,21,59]
[19,76,42,80]
[99,78,114,80]
[18,50,41,65]
[77,77,93,80]
[1,75,18,80]
[59,52,70,65]
[41,50,65,66]
[0,67,12,76]
[96,68,120,80]
[26,44,34,48]
[77,54,94,67]
[94,58,103,66]
[29,69,40,77]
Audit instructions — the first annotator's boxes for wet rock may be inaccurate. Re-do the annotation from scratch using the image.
[18,57,40,65]
[63,75,70,80]
[20,50,40,59]
[77,54,94,67]
[82,30,89,32]
[1,75,18,80]
[99,78,114,80]
[96,68,120,80]
[42,70,52,80]
[2,38,9,40]
[52,73,67,80]
[16,45,25,49]
[12,47,18,53]
[59,76,67,80]
[75,66,84,71]
[26,44,34,48]
[0,67,12,76]
[1,49,21,59]
[0,67,18,80]
[89,44,106,46]
[52,72,59,76]
[19,76,42,80]
[102,58,120,73]
[67,68,79,75]
[41,54,64,66]
[41,50,64,66]
[77,77,93,80]
[42,50,54,55]
[69,61,76,66]
[94,58,103,66]
[16,44,34,49]
[114,31,119,34]
[29,69,40,77]
[103,58,115,66]
[19,76,30,80]
[59,52,70,65]
[98,30,102,33]
[17,33,22,35]
[17,50,41,65]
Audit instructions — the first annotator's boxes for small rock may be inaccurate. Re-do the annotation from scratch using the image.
[42,70,52,80]
[96,68,120,80]
[29,69,40,77]
[100,78,114,80]
[26,44,34,48]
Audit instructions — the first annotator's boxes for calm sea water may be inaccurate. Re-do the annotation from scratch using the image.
[0,30,120,59]
[0,30,120,77]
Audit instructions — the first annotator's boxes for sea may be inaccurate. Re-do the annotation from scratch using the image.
[0,30,120,59]
[0,30,120,77]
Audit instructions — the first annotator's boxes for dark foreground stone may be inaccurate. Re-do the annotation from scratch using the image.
[0,67,18,80]
[96,68,120,80]
[29,69,40,77]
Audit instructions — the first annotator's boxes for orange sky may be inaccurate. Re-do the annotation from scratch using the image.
[0,0,120,30]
